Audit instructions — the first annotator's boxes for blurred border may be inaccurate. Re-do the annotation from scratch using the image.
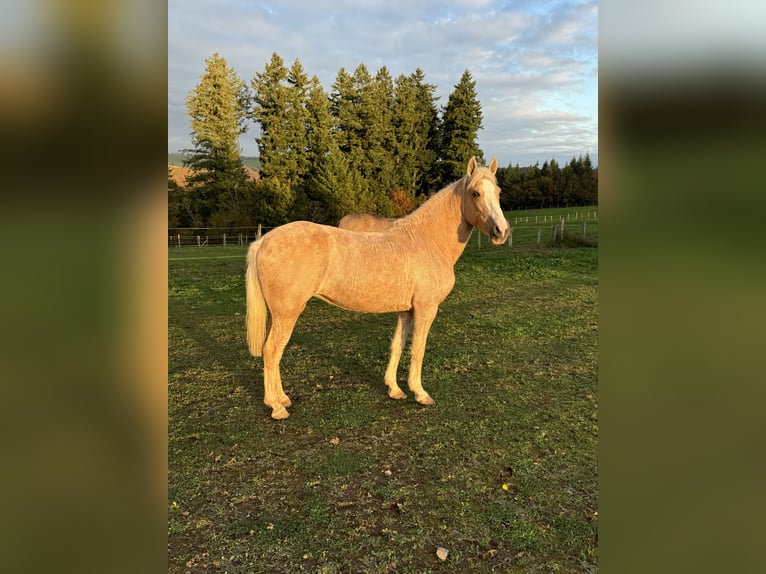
[1,1,167,572]
[3,1,766,573]
[601,1,766,572]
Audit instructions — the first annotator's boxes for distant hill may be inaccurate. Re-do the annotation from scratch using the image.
[168,152,261,170]
[168,152,260,187]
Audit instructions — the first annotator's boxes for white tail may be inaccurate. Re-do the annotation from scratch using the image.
[246,240,267,357]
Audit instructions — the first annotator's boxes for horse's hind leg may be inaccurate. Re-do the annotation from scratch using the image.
[384,311,413,400]
[262,308,302,419]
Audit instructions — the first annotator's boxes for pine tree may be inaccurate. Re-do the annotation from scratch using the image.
[392,74,420,196]
[184,52,250,227]
[393,69,440,196]
[368,67,397,174]
[284,59,311,184]
[304,75,333,169]
[438,70,484,183]
[364,67,397,213]
[330,68,358,157]
[310,140,373,223]
[410,69,441,195]
[329,64,395,214]
[251,53,308,184]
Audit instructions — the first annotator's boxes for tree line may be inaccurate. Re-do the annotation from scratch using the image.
[169,52,597,229]
[496,154,597,211]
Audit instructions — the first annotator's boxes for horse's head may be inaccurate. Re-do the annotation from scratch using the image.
[462,156,510,245]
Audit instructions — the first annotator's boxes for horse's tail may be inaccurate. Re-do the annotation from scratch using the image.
[246,239,267,357]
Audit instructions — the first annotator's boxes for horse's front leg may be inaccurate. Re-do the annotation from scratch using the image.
[407,305,438,405]
[384,311,413,399]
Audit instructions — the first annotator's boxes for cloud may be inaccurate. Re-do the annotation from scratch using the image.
[168,0,598,166]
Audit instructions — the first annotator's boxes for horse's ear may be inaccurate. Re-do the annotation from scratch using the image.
[466,156,478,176]
[489,156,498,174]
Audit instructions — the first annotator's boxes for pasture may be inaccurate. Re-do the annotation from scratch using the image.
[169,236,598,572]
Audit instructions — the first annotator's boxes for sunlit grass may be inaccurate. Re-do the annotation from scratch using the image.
[169,240,597,573]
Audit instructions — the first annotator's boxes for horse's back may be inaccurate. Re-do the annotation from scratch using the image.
[339,213,396,232]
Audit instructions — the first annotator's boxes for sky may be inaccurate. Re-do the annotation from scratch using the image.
[168,0,598,168]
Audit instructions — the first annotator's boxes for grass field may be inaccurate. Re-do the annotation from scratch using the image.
[169,234,598,572]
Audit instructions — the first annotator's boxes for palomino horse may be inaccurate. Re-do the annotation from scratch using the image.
[246,156,509,419]
[338,213,398,232]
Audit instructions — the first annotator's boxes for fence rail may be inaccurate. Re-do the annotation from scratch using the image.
[169,210,598,249]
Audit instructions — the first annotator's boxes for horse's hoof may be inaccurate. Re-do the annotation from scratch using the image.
[271,406,290,420]
[388,389,407,400]
[415,394,434,406]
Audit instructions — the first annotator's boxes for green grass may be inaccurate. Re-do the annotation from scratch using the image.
[169,239,598,573]
[505,206,598,248]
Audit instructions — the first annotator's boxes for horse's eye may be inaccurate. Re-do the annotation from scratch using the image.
[472,191,480,198]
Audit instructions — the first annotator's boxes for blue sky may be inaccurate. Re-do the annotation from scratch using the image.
[168,0,598,168]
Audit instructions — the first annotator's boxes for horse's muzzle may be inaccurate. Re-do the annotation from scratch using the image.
[490,219,510,245]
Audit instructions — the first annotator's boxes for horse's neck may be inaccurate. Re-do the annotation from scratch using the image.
[403,181,472,265]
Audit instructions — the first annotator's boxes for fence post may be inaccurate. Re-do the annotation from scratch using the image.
[177,234,181,248]
[537,228,542,245]
[197,235,200,247]
[257,224,262,241]
[508,227,513,248]
[223,233,226,246]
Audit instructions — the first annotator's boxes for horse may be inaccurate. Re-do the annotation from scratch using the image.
[338,213,399,232]
[246,156,509,419]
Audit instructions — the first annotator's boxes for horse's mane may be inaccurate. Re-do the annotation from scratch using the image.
[396,178,464,227]
[394,167,495,231]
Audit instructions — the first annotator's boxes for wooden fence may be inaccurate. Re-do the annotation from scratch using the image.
[169,210,598,249]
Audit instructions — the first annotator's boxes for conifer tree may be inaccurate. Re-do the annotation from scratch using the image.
[393,73,420,194]
[394,69,440,195]
[330,67,360,159]
[284,59,311,183]
[304,75,333,169]
[251,53,310,184]
[438,69,484,183]
[364,67,397,212]
[184,52,250,227]
[310,140,373,223]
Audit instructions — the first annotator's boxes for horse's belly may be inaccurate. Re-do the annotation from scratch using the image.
[314,287,411,313]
